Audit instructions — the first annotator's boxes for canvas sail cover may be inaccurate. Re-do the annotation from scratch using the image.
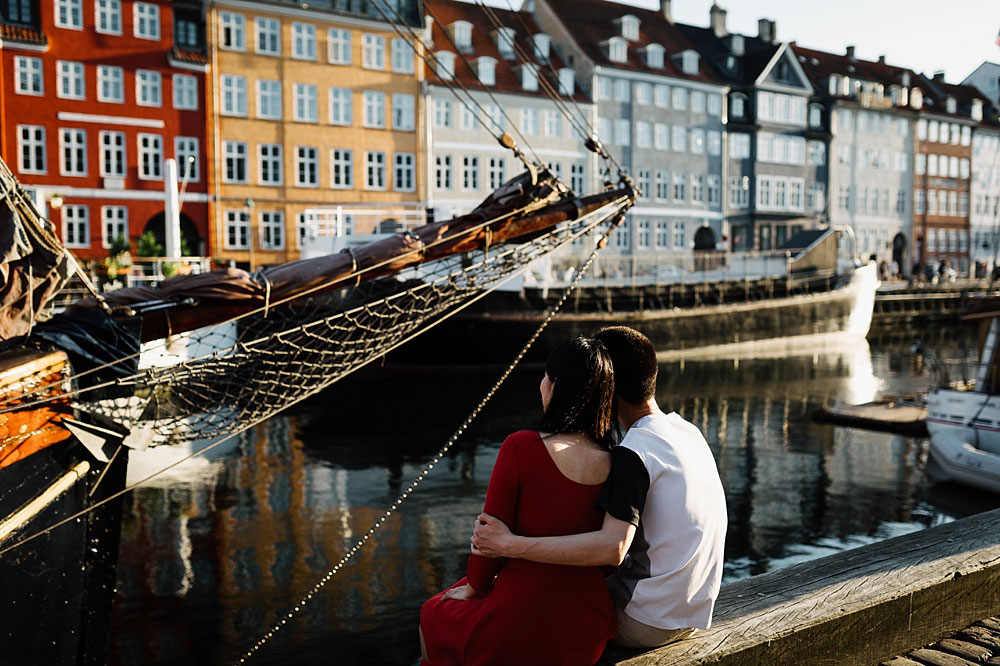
[0,194,72,340]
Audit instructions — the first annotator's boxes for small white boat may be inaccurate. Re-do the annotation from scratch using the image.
[925,313,1000,492]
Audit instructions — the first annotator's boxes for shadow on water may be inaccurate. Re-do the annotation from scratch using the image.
[107,327,1000,665]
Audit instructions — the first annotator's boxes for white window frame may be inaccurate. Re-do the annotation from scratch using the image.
[295,145,319,187]
[255,17,280,56]
[328,28,352,65]
[59,128,87,177]
[101,205,127,249]
[293,83,318,123]
[17,125,47,175]
[95,0,122,35]
[219,11,246,51]
[221,74,248,116]
[133,2,159,40]
[225,210,250,250]
[363,90,386,129]
[292,22,317,61]
[363,34,386,70]
[55,0,83,30]
[391,38,414,73]
[172,74,197,110]
[394,152,416,192]
[15,56,44,96]
[256,80,282,120]
[260,211,285,250]
[330,149,353,189]
[257,143,283,186]
[98,130,126,177]
[329,87,353,126]
[135,69,162,107]
[364,151,386,190]
[392,93,415,131]
[57,61,85,100]
[62,205,89,248]
[222,140,248,184]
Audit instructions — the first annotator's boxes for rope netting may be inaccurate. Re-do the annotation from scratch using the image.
[79,198,629,445]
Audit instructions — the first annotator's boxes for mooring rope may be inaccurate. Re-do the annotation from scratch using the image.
[236,211,625,664]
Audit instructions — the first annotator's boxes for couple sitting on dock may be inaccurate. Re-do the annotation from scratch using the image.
[419,327,728,665]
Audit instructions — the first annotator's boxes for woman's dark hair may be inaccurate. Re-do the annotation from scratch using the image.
[538,337,616,450]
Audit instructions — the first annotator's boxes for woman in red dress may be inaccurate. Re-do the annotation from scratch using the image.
[419,337,618,665]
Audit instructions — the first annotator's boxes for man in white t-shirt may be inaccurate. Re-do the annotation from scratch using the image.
[472,326,728,648]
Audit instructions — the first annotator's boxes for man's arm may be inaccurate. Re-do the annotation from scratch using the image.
[472,511,635,567]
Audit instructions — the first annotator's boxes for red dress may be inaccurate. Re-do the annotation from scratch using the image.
[420,430,616,666]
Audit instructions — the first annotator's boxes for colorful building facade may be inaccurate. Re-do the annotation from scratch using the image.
[205,0,426,268]
[0,0,210,260]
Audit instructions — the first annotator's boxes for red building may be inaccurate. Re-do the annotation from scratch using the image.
[0,0,210,261]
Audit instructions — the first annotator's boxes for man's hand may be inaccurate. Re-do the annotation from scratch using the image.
[471,513,514,558]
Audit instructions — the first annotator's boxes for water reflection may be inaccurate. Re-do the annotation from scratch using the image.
[109,333,1000,665]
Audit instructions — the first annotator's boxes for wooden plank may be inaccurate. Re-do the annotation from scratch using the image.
[932,638,992,662]
[956,626,1000,651]
[906,648,978,666]
[980,619,1000,632]
[882,659,925,666]
[602,509,1000,666]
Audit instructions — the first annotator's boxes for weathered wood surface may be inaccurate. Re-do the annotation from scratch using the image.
[812,398,928,437]
[601,509,1000,666]
[883,617,1000,665]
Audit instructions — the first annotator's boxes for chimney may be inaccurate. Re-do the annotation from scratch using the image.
[877,55,885,64]
[757,18,775,44]
[845,45,855,60]
[710,4,727,38]
[660,0,671,22]
[933,70,945,82]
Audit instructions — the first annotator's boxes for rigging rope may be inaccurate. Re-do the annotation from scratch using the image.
[235,207,624,665]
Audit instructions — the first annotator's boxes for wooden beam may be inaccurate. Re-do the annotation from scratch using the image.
[602,509,1000,666]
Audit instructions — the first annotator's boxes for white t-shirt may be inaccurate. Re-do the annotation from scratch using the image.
[597,411,727,630]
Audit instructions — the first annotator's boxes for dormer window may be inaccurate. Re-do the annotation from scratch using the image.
[519,63,539,92]
[725,55,737,72]
[476,56,496,86]
[680,50,699,75]
[730,92,747,119]
[448,21,473,53]
[643,44,665,69]
[558,67,575,96]
[808,103,823,129]
[910,87,923,110]
[492,27,516,59]
[828,75,840,96]
[533,33,551,63]
[435,51,456,80]
[973,99,984,121]
[618,14,640,41]
[946,96,957,114]
[730,34,744,56]
[607,37,627,63]
[776,61,790,83]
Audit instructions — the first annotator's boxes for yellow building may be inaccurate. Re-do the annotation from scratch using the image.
[206,0,427,267]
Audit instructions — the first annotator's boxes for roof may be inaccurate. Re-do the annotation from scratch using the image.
[792,44,916,101]
[918,73,995,123]
[173,48,208,65]
[424,0,587,101]
[543,0,722,84]
[0,23,47,47]
[676,24,780,86]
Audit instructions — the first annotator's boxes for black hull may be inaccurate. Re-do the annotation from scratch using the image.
[0,435,129,666]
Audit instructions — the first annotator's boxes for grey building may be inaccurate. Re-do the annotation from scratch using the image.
[795,46,919,272]
[963,61,1000,108]
[971,119,1000,272]
[531,0,728,271]
[679,8,823,251]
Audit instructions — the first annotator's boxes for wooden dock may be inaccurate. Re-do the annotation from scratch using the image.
[600,508,1000,666]
[883,616,1000,665]
[812,397,928,437]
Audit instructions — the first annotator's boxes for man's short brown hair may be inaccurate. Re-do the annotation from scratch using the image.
[593,326,657,405]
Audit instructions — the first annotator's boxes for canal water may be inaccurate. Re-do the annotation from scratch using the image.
[108,329,1000,665]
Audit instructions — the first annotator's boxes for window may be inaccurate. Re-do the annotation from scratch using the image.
[690,129,705,154]
[652,221,668,248]
[653,124,669,150]
[774,179,787,209]
[294,83,318,122]
[101,206,127,249]
[15,57,43,95]
[17,126,46,174]
[570,163,585,193]
[365,151,386,190]
[729,177,749,208]
[961,126,972,147]
[950,123,960,145]
[598,78,612,101]
[175,137,198,181]
[99,131,126,177]
[59,129,87,176]
[57,61,85,100]
[671,126,687,152]
[219,75,246,116]
[93,65,123,103]
[730,93,746,119]
[134,3,159,39]
[363,34,385,69]
[672,87,687,110]
[644,44,664,69]
[436,155,452,189]
[808,104,822,129]
[635,121,651,148]
[137,133,162,179]
[654,84,669,107]
[225,211,249,249]
[363,91,386,128]
[691,90,706,114]
[521,108,539,136]
[257,80,282,119]
[635,219,650,249]
[328,87,352,126]
[927,154,937,176]
[707,176,721,207]
[949,191,958,216]
[255,17,280,55]
[260,211,284,250]
[56,0,82,29]
[258,143,282,185]
[436,51,456,80]
[672,221,686,250]
[614,119,630,146]
[808,141,826,166]
[927,189,937,215]
[896,190,907,215]
[329,28,352,64]
[960,158,970,179]
[614,79,630,102]
[635,82,652,105]
[222,140,247,183]
[691,174,705,203]
[730,133,750,159]
[330,149,353,188]
[394,153,415,192]
[607,37,627,63]
[95,0,121,34]
[708,131,721,156]
[434,99,452,128]
[673,172,686,202]
[460,105,476,131]
[757,177,773,209]
[296,146,319,187]
[175,18,198,49]
[219,12,246,51]
[961,193,969,217]
[392,93,415,131]
[807,182,826,212]
[545,111,563,138]
[173,74,197,110]
[62,205,89,248]
[478,58,497,86]
[462,156,479,190]
[392,38,414,73]
[136,70,161,107]
[292,23,317,60]
[789,179,803,211]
